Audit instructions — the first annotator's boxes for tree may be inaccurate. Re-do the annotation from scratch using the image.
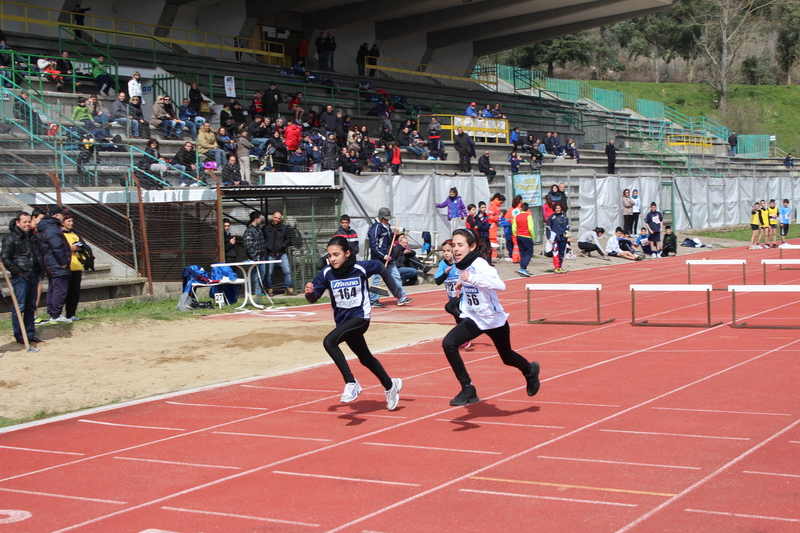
[512,34,592,77]
[777,4,800,83]
[691,0,775,110]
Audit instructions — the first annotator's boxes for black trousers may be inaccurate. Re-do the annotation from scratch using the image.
[65,270,82,318]
[623,214,636,235]
[458,151,471,172]
[442,300,530,388]
[607,158,616,174]
[578,241,603,255]
[323,317,392,389]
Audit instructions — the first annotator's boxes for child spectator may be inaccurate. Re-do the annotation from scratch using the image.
[508,151,523,174]
[288,92,305,124]
[767,199,780,248]
[513,202,534,277]
[333,214,359,256]
[784,154,794,168]
[465,204,478,238]
[390,142,403,174]
[749,201,766,249]
[476,201,491,246]
[661,225,678,257]
[577,227,609,260]
[644,202,663,258]
[564,137,580,162]
[779,199,792,245]
[369,152,385,172]
[606,227,641,261]
[635,228,653,256]
[436,187,468,233]
[309,145,322,171]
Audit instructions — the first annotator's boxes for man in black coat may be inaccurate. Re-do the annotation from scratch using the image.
[37,205,73,323]
[1,212,44,343]
[478,150,497,182]
[606,139,617,174]
[356,43,369,76]
[453,127,472,172]
[263,211,296,296]
[318,105,339,137]
[728,131,738,157]
[263,81,282,120]
[315,31,328,71]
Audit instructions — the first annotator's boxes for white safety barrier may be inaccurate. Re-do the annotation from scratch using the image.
[686,259,747,287]
[526,284,614,325]
[728,285,800,329]
[630,284,721,328]
[761,259,800,284]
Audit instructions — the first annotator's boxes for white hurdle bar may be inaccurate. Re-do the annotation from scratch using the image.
[761,259,800,284]
[526,284,615,325]
[779,243,800,262]
[630,284,722,328]
[686,259,746,287]
[728,285,800,329]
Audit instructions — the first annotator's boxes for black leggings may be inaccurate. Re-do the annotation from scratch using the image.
[323,317,392,389]
[623,214,636,235]
[442,301,531,388]
[578,241,603,256]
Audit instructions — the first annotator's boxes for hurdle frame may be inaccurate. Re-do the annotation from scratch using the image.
[631,284,722,328]
[729,285,800,329]
[779,243,800,263]
[762,259,800,284]
[687,259,746,288]
[527,284,615,325]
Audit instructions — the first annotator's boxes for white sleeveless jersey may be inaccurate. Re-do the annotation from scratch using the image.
[456,257,509,330]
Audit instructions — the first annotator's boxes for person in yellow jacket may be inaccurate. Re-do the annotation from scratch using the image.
[749,201,766,249]
[767,199,780,248]
[512,202,534,277]
[62,213,85,321]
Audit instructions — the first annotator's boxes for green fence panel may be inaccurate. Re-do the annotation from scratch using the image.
[738,134,770,157]
[637,99,665,120]
[546,78,580,101]
[592,87,623,110]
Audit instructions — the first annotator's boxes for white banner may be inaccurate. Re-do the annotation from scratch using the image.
[263,171,335,187]
[224,76,236,97]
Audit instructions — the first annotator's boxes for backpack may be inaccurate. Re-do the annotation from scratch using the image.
[249,146,266,158]
[74,233,95,271]
[203,161,217,170]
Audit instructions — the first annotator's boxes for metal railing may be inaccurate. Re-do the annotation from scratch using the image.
[367,56,494,89]
[667,134,714,155]
[628,129,724,179]
[418,114,508,142]
[0,0,287,65]
[0,50,96,97]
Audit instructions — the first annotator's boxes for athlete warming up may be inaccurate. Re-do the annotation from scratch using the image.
[442,229,541,406]
[305,236,404,410]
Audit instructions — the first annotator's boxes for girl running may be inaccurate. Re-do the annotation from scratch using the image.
[442,229,541,406]
[305,236,404,410]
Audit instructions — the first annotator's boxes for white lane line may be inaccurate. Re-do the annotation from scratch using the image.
[537,455,701,470]
[363,442,501,455]
[272,471,421,487]
[0,444,84,456]
[78,419,186,431]
[684,508,800,523]
[789,441,800,444]
[459,488,638,507]
[241,384,339,393]
[294,410,407,419]
[436,419,565,429]
[743,470,800,478]
[113,456,241,470]
[614,417,800,533]
[500,399,620,408]
[165,401,269,411]
[213,431,333,442]
[161,506,319,527]
[652,407,792,417]
[0,487,126,505]
[599,429,750,441]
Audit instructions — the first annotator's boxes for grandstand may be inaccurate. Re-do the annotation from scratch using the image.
[1,9,797,313]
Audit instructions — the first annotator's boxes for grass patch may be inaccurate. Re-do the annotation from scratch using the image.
[0,409,62,428]
[0,294,329,333]
[692,224,800,242]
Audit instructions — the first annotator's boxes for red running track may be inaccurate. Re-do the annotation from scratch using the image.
[1,241,799,532]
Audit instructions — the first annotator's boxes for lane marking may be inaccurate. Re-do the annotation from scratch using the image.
[684,508,800,523]
[599,429,750,441]
[499,399,620,408]
[113,457,241,470]
[363,442,501,455]
[161,506,319,527]
[470,477,676,497]
[324,338,800,533]
[537,456,701,470]
[241,385,339,393]
[294,410,407,419]
[165,401,269,411]
[651,407,791,417]
[460,488,638,507]
[614,417,800,532]
[743,470,800,478]
[272,471,421,487]
[789,441,800,444]
[436,419,565,429]
[0,510,32,524]
[0,487,126,505]
[78,420,185,431]
[213,431,333,442]
[0,445,84,456]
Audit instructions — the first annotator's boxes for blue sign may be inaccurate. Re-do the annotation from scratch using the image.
[512,174,542,206]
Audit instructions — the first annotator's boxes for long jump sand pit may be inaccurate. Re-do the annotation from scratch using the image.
[0,310,452,421]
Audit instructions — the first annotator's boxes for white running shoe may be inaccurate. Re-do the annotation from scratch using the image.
[52,316,72,323]
[341,381,362,403]
[385,378,402,410]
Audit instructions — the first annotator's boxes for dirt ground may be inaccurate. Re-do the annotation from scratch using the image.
[0,231,740,423]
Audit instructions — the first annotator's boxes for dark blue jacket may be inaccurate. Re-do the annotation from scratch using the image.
[547,212,570,241]
[368,219,393,263]
[37,216,71,277]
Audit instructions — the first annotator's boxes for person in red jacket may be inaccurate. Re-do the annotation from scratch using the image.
[284,120,302,151]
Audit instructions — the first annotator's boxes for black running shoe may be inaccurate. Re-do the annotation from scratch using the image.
[372,301,386,308]
[450,384,479,406]
[526,361,541,396]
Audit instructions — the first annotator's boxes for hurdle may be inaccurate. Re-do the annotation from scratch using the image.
[630,284,722,328]
[527,284,615,325]
[686,259,746,288]
[762,259,800,284]
[729,285,800,329]
[779,243,800,262]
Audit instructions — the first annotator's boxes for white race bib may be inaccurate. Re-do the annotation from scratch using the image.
[331,278,362,309]
[463,285,481,311]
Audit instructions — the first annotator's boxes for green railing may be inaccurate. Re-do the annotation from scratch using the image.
[56,26,120,95]
[592,87,624,111]
[637,99,665,120]
[0,50,95,97]
[737,135,771,157]
[628,129,725,179]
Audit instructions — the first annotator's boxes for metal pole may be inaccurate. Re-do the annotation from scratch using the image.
[593,170,598,229]
[596,288,601,323]
[706,289,712,326]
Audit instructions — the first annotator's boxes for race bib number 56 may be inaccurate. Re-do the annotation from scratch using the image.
[331,278,362,309]
[463,286,481,309]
